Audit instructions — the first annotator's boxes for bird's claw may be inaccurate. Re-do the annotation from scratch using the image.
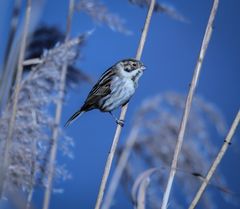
[116,119,124,127]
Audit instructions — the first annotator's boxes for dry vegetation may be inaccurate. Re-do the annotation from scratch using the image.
[0,0,239,209]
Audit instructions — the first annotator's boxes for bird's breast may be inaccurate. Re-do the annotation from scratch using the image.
[100,77,135,112]
[111,77,135,96]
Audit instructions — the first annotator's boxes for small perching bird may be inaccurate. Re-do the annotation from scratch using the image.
[65,58,146,127]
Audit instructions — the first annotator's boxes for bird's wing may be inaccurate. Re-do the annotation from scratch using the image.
[81,68,116,110]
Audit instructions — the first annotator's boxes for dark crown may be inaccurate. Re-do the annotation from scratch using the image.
[120,58,143,72]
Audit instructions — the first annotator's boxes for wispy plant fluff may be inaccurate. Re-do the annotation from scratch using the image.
[76,0,132,35]
[129,0,187,22]
[0,36,86,195]
[118,92,233,209]
[25,25,92,88]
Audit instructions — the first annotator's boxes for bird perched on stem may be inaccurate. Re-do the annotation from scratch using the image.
[65,58,146,127]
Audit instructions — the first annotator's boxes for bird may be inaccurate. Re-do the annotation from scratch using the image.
[64,58,146,127]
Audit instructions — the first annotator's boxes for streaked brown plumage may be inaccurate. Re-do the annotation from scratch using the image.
[65,58,145,127]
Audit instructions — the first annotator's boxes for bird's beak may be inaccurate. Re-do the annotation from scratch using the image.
[141,65,146,70]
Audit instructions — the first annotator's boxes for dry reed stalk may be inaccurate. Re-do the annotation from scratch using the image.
[23,58,43,66]
[137,178,150,209]
[42,1,75,209]
[132,168,159,209]
[94,0,156,209]
[0,0,32,198]
[3,0,22,67]
[111,93,229,208]
[0,0,22,110]
[188,109,240,209]
[102,125,140,209]
[161,1,220,208]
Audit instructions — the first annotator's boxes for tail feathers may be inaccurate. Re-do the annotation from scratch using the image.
[64,110,84,127]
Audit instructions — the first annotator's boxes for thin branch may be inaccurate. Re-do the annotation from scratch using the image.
[188,109,240,209]
[0,0,22,110]
[3,0,22,68]
[0,1,44,112]
[42,1,75,209]
[131,168,159,207]
[160,1,220,208]
[137,178,150,209]
[0,0,32,198]
[23,58,43,66]
[94,1,156,209]
[102,125,140,209]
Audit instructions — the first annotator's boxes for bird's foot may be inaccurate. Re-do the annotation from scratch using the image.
[116,119,124,127]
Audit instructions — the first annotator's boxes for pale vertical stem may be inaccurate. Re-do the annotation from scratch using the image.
[0,0,22,109]
[102,126,140,209]
[0,0,44,111]
[160,1,220,209]
[0,0,31,198]
[42,1,75,209]
[3,0,22,68]
[188,109,240,209]
[94,1,156,209]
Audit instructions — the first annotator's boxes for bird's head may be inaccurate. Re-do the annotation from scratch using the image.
[116,58,146,82]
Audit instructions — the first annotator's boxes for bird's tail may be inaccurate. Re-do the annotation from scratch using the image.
[64,110,85,127]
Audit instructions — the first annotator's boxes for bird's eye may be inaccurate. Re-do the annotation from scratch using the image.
[132,63,137,67]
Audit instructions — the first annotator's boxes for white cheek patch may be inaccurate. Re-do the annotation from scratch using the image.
[116,62,144,81]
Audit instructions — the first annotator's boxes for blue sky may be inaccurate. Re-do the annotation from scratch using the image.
[0,0,240,209]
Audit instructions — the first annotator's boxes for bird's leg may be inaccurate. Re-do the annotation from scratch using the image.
[109,111,124,127]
